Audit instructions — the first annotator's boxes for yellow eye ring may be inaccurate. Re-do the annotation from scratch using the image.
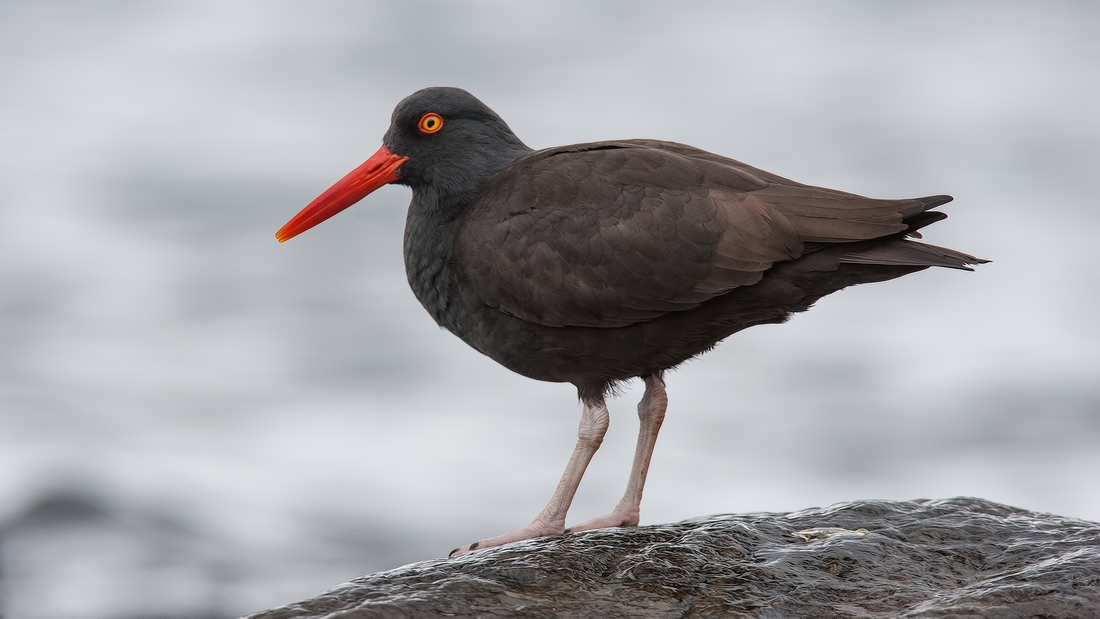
[418,113,443,134]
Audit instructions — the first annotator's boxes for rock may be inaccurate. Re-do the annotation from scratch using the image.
[245,498,1100,618]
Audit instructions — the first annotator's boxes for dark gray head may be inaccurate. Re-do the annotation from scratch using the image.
[383,87,531,202]
[276,88,530,242]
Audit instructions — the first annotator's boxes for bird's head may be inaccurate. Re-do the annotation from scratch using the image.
[277,87,528,242]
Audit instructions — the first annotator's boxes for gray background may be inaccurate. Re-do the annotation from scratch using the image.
[1,1,1097,617]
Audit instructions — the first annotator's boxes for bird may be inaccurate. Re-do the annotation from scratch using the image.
[276,86,987,556]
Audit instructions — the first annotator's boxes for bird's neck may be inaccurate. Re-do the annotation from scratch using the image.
[402,188,467,333]
[401,144,531,333]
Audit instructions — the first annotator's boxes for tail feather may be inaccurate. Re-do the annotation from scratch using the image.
[901,195,952,238]
[840,239,989,271]
[902,210,947,236]
[915,194,953,209]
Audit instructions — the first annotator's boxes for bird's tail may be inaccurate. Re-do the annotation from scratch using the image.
[836,195,989,271]
[839,239,989,271]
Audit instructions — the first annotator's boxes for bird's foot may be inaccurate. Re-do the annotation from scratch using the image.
[449,518,565,557]
[565,506,640,533]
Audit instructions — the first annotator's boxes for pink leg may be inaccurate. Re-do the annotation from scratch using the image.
[450,394,611,556]
[567,373,667,533]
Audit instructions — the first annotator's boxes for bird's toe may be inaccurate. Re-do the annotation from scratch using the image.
[447,521,563,557]
[567,509,640,533]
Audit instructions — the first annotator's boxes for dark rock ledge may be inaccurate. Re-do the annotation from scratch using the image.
[246,498,1100,618]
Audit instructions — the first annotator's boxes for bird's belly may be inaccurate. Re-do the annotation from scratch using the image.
[440,250,929,395]
[450,287,794,393]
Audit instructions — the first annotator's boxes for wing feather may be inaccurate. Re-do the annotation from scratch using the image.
[454,140,944,328]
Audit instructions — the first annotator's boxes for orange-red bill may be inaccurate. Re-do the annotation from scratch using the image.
[276,145,408,242]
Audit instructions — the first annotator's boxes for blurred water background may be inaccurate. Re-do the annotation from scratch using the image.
[0,1,1097,617]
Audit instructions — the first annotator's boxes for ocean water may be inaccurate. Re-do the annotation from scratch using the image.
[0,1,1097,617]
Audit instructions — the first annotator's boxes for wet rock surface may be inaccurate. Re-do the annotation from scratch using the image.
[246,498,1100,618]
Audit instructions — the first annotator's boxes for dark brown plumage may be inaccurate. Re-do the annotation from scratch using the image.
[277,87,987,555]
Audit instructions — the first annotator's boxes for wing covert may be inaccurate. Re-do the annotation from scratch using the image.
[454,142,806,328]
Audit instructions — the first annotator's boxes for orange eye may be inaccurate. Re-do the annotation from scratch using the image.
[418,113,443,134]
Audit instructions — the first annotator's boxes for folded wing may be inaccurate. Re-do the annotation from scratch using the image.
[455,140,955,328]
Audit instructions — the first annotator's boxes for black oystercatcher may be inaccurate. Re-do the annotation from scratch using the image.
[277,87,987,555]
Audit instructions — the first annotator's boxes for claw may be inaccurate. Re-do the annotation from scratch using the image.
[448,540,482,558]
